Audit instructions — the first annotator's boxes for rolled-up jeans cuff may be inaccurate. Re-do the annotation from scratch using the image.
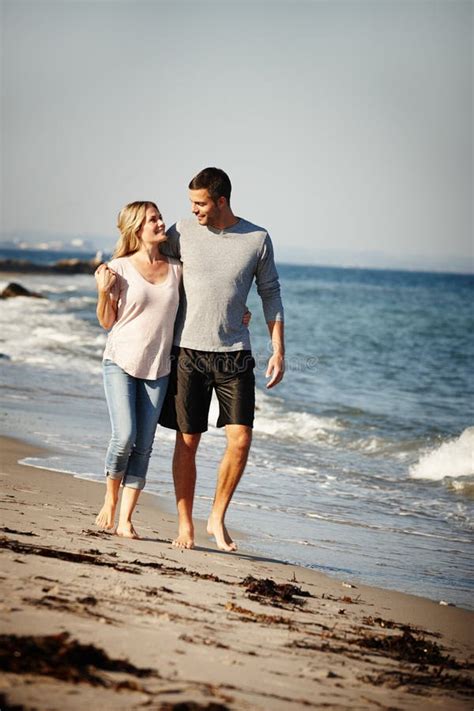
[122,475,146,491]
[105,470,125,481]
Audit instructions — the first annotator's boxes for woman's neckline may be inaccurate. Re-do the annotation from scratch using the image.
[126,254,171,287]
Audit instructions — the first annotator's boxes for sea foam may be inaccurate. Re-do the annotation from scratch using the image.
[409,427,474,481]
[0,286,105,373]
[207,388,341,441]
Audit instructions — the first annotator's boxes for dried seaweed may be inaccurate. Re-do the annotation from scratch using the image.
[130,559,229,584]
[360,668,474,693]
[357,630,460,668]
[287,638,357,657]
[0,526,38,537]
[24,594,115,624]
[77,595,98,606]
[0,632,158,686]
[145,586,175,596]
[0,537,140,574]
[0,692,26,710]
[179,634,229,649]
[225,601,295,627]
[362,616,440,637]
[81,529,112,538]
[241,575,312,607]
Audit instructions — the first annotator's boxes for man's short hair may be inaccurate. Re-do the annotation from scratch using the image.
[189,167,232,204]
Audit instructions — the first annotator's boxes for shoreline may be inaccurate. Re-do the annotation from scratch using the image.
[1,434,473,710]
[1,267,473,610]
[15,433,471,612]
[16,443,472,613]
[13,433,249,550]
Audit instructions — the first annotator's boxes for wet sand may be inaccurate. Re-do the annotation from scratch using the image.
[0,435,472,710]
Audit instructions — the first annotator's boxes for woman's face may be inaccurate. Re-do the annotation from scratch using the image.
[138,205,166,244]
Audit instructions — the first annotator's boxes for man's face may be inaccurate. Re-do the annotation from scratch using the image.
[189,188,222,227]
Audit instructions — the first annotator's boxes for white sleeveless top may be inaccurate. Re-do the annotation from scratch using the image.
[103,256,181,379]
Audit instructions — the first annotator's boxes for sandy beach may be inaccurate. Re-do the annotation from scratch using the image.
[0,436,472,710]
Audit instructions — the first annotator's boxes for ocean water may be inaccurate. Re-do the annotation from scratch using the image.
[1,255,473,608]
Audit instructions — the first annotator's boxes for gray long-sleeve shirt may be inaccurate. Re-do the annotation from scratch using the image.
[161,216,284,352]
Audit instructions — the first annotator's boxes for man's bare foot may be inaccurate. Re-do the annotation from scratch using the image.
[95,496,117,530]
[116,521,140,539]
[207,515,237,552]
[172,522,194,549]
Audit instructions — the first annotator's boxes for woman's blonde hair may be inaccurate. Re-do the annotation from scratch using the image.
[113,201,159,258]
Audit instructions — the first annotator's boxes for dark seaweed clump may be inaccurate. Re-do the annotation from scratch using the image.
[0,692,27,710]
[241,575,312,606]
[358,630,460,667]
[0,632,156,685]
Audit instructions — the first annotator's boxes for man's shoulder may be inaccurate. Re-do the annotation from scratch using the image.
[236,217,268,237]
[235,220,270,255]
[172,217,198,235]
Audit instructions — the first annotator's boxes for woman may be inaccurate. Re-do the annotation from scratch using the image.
[94,201,181,539]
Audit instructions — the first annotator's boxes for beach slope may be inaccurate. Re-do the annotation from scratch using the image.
[0,436,472,710]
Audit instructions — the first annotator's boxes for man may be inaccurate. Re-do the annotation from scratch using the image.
[160,167,285,551]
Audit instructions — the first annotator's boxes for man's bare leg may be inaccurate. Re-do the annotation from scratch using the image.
[172,432,201,549]
[95,475,121,530]
[207,424,252,552]
[116,486,141,539]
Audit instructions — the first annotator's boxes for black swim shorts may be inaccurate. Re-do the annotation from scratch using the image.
[159,347,255,433]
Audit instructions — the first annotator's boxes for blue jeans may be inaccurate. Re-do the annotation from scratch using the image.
[102,359,169,490]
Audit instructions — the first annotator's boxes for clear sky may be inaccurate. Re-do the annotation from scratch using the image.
[1,0,472,271]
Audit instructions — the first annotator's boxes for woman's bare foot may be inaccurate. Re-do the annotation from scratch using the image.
[116,521,140,539]
[172,522,194,549]
[207,514,237,552]
[95,495,117,530]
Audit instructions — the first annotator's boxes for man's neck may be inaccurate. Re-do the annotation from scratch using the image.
[209,210,239,231]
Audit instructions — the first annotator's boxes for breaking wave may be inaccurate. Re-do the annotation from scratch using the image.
[409,427,474,483]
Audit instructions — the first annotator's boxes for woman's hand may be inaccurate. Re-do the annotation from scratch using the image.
[95,263,117,294]
[95,264,118,330]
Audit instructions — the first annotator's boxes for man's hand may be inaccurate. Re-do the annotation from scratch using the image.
[266,352,285,388]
